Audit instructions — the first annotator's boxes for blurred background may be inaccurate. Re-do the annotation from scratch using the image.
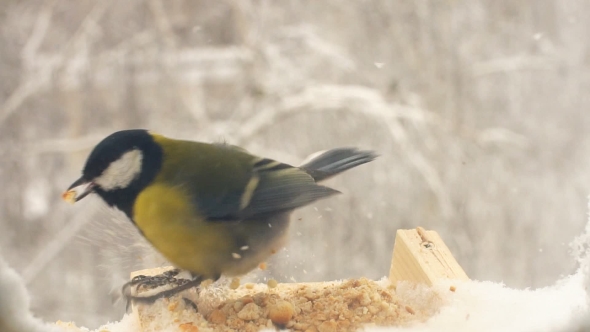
[1,0,589,328]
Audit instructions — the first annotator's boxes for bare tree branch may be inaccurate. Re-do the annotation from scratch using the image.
[21,0,57,65]
[0,0,112,127]
[148,0,177,48]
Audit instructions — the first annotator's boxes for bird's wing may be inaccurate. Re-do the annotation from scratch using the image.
[199,156,339,221]
[236,158,340,219]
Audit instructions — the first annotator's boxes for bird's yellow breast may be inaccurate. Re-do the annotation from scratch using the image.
[132,183,234,277]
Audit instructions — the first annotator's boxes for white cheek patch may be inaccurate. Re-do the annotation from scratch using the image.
[94,149,143,191]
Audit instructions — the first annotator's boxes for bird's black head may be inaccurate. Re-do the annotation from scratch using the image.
[63,129,163,218]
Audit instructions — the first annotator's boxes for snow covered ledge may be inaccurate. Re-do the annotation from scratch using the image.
[2,221,589,332]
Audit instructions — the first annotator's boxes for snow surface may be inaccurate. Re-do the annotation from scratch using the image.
[365,276,587,332]
[81,273,588,332]
[3,208,590,332]
[0,256,62,332]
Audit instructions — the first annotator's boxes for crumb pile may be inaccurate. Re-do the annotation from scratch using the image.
[134,278,437,332]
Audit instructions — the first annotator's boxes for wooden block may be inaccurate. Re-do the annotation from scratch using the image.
[389,227,469,286]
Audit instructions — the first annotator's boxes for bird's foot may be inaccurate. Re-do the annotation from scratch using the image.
[122,269,203,311]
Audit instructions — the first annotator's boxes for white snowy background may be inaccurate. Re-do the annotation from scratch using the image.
[1,0,590,329]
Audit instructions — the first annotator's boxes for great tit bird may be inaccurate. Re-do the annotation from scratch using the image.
[63,129,376,301]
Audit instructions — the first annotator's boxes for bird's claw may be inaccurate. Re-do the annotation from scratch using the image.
[121,270,202,311]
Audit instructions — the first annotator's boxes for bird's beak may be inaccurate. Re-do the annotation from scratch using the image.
[62,177,95,204]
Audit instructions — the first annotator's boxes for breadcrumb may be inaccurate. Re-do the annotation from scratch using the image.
[230,278,240,290]
[269,300,294,325]
[132,277,435,332]
[267,279,278,289]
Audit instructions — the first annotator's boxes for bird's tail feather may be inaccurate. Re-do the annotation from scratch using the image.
[300,148,378,182]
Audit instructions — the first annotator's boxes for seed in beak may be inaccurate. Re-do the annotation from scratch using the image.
[62,190,77,204]
[62,179,95,204]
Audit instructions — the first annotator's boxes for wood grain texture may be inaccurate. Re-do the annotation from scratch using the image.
[389,227,469,286]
